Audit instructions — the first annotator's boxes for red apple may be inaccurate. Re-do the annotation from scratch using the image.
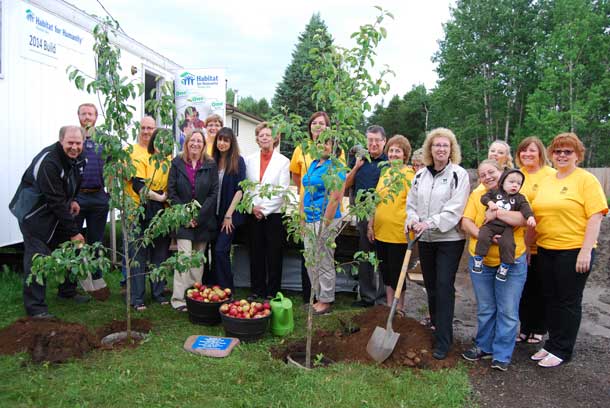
[193,282,202,290]
[224,288,232,296]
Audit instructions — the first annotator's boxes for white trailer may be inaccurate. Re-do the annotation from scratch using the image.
[0,0,182,246]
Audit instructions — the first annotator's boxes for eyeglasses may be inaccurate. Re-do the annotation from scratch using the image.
[432,143,450,149]
[367,138,384,144]
[141,126,155,131]
[553,149,574,156]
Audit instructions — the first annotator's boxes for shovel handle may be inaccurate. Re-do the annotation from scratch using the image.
[393,232,421,300]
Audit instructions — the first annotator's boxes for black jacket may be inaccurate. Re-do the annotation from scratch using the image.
[10,142,85,243]
[217,156,246,227]
[168,156,218,242]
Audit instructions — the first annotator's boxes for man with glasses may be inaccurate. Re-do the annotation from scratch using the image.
[345,125,387,307]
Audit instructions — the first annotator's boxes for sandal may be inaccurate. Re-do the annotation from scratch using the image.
[396,310,405,318]
[530,348,549,361]
[174,305,188,313]
[312,305,332,316]
[538,353,563,368]
[516,333,528,343]
[527,333,543,344]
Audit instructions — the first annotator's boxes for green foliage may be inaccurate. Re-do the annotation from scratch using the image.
[272,13,336,155]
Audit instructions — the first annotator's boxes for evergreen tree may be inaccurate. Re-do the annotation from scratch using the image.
[272,13,334,155]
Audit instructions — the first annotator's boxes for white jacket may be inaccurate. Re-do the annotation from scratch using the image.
[406,162,470,242]
[245,150,290,216]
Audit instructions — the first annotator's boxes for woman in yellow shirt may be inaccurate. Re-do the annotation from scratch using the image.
[366,135,414,315]
[530,133,608,368]
[461,159,528,371]
[514,136,556,344]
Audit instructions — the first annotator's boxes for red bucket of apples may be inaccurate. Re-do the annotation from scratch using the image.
[219,299,272,342]
[185,283,232,325]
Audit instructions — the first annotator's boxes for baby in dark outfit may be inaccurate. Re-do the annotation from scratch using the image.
[473,169,536,281]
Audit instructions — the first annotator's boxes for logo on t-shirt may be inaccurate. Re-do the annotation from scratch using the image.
[532,183,538,192]
[560,186,568,195]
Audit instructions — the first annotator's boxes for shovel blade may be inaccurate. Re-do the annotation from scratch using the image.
[366,326,400,363]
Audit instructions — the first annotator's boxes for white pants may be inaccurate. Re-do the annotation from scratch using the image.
[171,239,206,309]
[304,220,340,303]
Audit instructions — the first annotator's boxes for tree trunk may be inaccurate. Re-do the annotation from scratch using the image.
[121,215,132,338]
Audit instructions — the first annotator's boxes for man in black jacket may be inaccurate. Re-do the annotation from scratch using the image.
[11,126,88,318]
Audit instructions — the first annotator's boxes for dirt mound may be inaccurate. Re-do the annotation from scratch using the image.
[271,305,462,370]
[0,318,99,363]
[89,287,111,301]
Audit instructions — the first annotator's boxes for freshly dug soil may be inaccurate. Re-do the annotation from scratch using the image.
[271,305,462,370]
[0,318,99,363]
[0,318,153,363]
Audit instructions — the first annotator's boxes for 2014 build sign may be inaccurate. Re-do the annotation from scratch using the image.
[21,3,88,67]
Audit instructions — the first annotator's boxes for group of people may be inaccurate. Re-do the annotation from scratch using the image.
[12,106,607,372]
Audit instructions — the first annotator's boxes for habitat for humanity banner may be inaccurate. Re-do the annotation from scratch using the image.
[20,1,89,68]
[175,68,226,147]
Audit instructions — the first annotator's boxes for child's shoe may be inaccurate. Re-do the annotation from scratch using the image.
[472,256,483,273]
[496,263,510,281]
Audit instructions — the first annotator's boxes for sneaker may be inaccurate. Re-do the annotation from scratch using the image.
[31,312,55,320]
[491,360,509,371]
[472,256,483,273]
[496,263,509,282]
[462,346,492,361]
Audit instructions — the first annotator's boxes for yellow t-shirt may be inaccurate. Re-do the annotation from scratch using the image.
[532,168,608,250]
[463,187,527,267]
[290,144,346,196]
[125,144,170,205]
[206,139,214,157]
[520,165,556,254]
[373,166,414,243]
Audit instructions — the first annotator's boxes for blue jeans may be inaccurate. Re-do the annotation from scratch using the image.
[469,253,527,363]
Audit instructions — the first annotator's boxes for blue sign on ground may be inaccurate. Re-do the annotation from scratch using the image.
[192,336,232,351]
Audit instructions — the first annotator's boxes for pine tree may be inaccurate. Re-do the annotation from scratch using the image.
[272,13,334,154]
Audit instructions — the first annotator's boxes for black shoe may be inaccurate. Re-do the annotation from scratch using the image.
[351,300,374,308]
[432,349,448,360]
[31,312,55,319]
[491,360,509,371]
[58,294,90,304]
[462,346,492,361]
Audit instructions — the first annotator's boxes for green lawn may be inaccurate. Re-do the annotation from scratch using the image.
[0,267,472,408]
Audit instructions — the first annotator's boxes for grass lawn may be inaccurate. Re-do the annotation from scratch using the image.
[0,266,472,407]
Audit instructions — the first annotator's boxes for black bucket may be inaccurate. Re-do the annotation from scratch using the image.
[220,313,270,342]
[185,292,231,325]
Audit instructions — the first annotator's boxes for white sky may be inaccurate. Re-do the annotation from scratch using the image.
[76,0,455,106]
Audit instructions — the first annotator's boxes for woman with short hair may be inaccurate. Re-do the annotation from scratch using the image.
[167,130,218,312]
[367,135,414,314]
[530,133,607,368]
[405,128,470,360]
[461,159,528,371]
[245,122,290,300]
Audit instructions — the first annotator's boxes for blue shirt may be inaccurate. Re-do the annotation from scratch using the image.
[80,137,105,189]
[302,159,346,223]
[350,153,388,194]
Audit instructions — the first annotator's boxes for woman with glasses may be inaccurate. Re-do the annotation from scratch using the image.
[167,130,219,312]
[529,133,607,368]
[405,128,470,360]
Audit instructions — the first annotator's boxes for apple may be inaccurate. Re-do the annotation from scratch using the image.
[263,302,271,310]
[220,304,230,313]
[193,282,202,290]
[224,288,232,296]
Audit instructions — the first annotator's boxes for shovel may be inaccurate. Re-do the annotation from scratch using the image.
[366,232,421,363]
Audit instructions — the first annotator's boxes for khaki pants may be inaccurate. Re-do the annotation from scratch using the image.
[304,220,340,303]
[171,239,206,309]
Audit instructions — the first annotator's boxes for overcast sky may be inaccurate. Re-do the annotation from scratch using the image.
[76,0,455,106]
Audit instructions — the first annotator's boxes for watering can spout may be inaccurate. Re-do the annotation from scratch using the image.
[270,292,294,336]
